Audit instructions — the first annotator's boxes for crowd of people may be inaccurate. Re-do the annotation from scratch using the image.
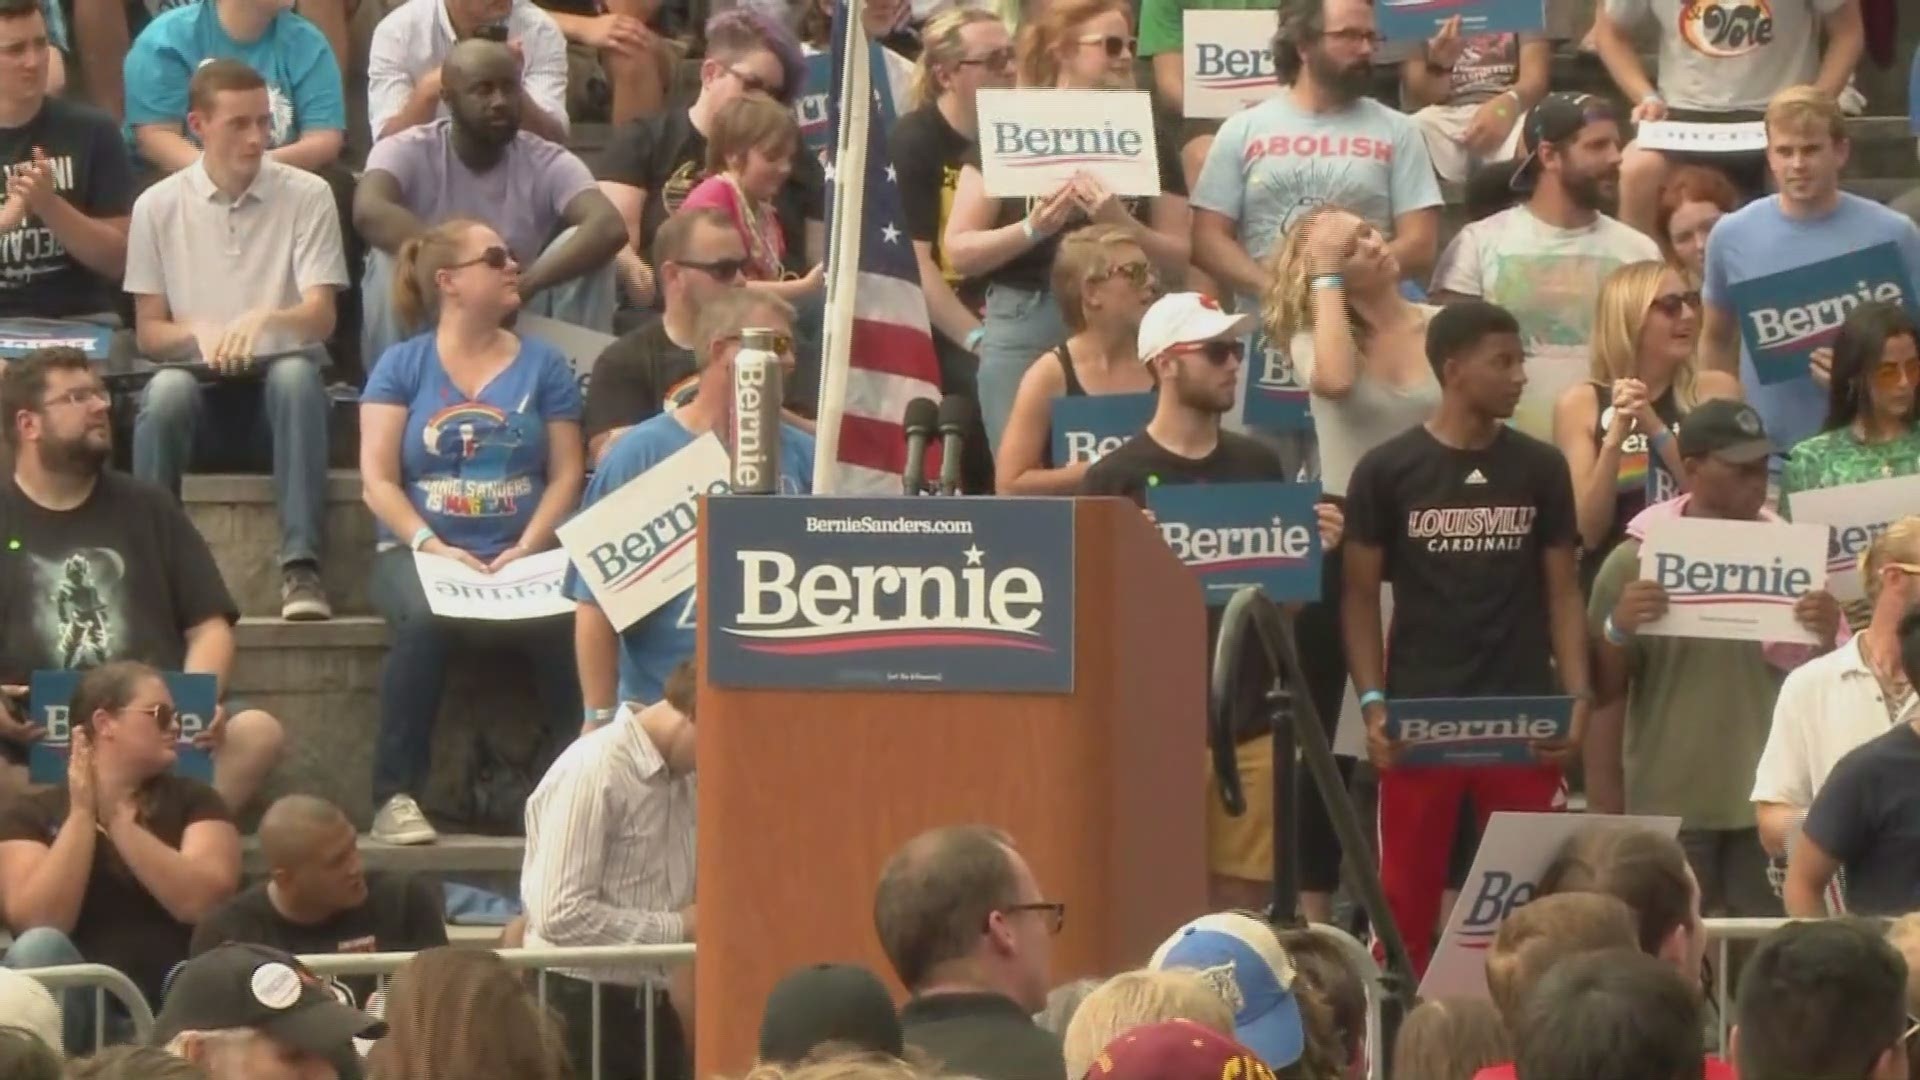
[0,0,1911,1073]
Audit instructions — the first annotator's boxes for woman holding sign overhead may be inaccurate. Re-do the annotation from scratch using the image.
[1780,301,1920,511]
[1554,260,1741,563]
[358,219,586,848]
[943,0,1190,454]
[996,225,1160,494]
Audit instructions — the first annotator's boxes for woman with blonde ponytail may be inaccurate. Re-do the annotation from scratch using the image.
[943,0,1190,452]
[357,219,586,846]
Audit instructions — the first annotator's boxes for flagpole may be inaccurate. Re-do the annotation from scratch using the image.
[811,0,873,495]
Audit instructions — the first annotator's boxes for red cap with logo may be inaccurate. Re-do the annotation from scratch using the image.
[1083,1019,1277,1080]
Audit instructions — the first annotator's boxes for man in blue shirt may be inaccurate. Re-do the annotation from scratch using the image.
[122,0,344,174]
[1895,49,1920,227]
[567,288,813,727]
[1700,84,1920,472]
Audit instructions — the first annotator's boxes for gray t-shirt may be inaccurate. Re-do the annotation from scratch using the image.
[1290,309,1442,497]
[363,120,597,266]
[1604,0,1845,112]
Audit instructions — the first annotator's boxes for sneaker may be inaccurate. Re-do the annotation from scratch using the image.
[370,795,437,846]
[1839,78,1866,117]
[281,564,332,621]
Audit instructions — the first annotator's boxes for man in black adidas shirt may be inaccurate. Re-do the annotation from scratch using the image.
[1342,300,1591,976]
[1084,291,1342,911]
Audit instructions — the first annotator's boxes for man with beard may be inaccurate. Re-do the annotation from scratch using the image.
[354,37,627,362]
[1430,93,1658,441]
[1699,85,1920,474]
[1189,0,1439,471]
[1083,292,1344,910]
[1343,301,1591,975]
[0,348,284,811]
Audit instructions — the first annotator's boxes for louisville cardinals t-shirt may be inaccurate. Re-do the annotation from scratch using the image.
[1343,423,1577,698]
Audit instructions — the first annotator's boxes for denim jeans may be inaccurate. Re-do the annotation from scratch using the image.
[360,228,619,366]
[976,282,1067,454]
[368,547,580,803]
[132,352,329,567]
[2,926,135,1055]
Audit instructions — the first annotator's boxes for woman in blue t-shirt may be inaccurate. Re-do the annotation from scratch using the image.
[359,218,586,846]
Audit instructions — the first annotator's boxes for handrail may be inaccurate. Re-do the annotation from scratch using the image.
[14,963,157,1050]
[297,943,697,977]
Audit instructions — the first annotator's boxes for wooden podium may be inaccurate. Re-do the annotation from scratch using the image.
[694,497,1210,1074]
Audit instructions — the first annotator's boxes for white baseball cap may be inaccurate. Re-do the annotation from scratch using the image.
[0,968,64,1060]
[1137,292,1254,363]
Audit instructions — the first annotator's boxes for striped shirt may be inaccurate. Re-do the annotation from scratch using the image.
[521,706,695,986]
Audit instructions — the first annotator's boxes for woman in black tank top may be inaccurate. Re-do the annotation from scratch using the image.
[995,225,1160,494]
[1551,261,1743,571]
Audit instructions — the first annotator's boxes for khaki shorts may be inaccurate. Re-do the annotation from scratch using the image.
[1206,735,1274,883]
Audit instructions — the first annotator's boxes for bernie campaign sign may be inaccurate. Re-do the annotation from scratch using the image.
[706,496,1077,692]
[29,670,216,784]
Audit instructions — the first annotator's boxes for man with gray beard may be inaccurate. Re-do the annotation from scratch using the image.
[0,347,283,809]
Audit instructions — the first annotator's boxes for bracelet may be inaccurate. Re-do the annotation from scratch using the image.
[1311,273,1345,292]
[1650,429,1674,453]
[965,326,987,353]
[1640,91,1664,107]
[1021,217,1041,242]
[584,706,616,724]
[409,526,435,551]
[1357,689,1386,709]
[1568,688,1596,703]
[1603,615,1632,647]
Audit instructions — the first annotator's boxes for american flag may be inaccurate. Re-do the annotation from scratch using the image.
[810,0,944,494]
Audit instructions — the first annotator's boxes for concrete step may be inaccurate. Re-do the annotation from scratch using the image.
[234,616,562,833]
[184,471,378,619]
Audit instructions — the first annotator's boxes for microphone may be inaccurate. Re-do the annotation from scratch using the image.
[901,397,939,496]
[936,395,972,496]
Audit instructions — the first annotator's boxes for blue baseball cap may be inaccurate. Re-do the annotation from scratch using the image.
[1148,913,1305,1069]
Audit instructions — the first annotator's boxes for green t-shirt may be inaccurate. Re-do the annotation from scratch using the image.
[1138,0,1276,57]
[1780,426,1920,509]
[1589,538,1788,830]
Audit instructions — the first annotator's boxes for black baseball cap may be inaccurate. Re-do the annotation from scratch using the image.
[152,943,386,1053]
[1677,398,1772,463]
[1511,92,1618,190]
[757,963,903,1066]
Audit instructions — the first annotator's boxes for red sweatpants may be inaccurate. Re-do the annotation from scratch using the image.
[1378,763,1565,976]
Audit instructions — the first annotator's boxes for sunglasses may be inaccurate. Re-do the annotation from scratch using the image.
[726,65,785,102]
[448,246,512,272]
[721,330,795,356]
[1077,33,1136,58]
[1174,340,1243,365]
[1871,357,1920,392]
[121,703,179,732]
[1099,261,1157,289]
[676,256,750,282]
[957,47,1015,71]
[1647,290,1702,317]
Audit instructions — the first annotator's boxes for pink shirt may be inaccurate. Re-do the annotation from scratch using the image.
[679,174,786,282]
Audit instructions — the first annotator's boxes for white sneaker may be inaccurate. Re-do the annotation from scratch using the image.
[370,795,437,846]
[1839,79,1866,117]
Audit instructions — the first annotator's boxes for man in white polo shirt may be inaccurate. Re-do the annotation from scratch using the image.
[125,59,348,623]
[1753,518,1920,866]
[366,0,570,144]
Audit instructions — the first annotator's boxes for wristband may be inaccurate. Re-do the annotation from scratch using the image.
[1640,91,1664,107]
[1311,273,1345,292]
[1357,689,1386,710]
[584,707,617,725]
[1650,429,1674,454]
[409,526,435,551]
[965,326,987,353]
[1603,615,1632,647]
[1022,216,1041,242]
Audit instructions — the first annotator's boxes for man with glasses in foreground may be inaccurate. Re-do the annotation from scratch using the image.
[356,37,627,363]
[595,7,823,308]
[875,824,1067,1080]
[1083,291,1344,912]
[0,659,244,1054]
[0,348,284,814]
[582,207,748,463]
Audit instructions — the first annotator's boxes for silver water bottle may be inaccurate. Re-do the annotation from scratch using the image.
[729,328,784,494]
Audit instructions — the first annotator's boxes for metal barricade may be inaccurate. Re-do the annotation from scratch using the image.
[301,943,697,1080]
[14,962,157,1052]
[1304,922,1392,1080]
[1701,916,1792,1055]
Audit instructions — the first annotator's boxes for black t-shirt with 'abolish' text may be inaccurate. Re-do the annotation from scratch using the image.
[1344,424,1577,699]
